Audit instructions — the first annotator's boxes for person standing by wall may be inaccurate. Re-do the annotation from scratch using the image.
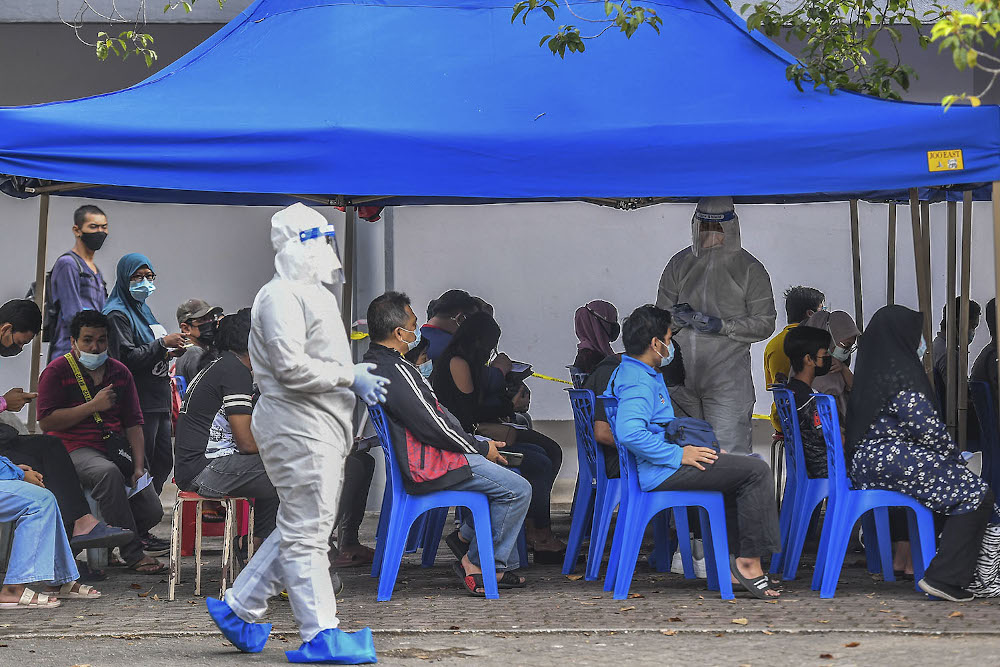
[47,205,109,361]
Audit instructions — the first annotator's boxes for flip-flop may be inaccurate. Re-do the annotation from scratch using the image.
[129,559,168,575]
[70,522,135,551]
[498,571,526,589]
[729,555,778,600]
[445,531,470,561]
[0,588,61,609]
[451,561,486,597]
[51,583,101,599]
[331,546,375,568]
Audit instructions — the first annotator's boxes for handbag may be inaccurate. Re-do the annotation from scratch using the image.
[659,417,720,452]
[475,422,520,446]
[64,353,135,478]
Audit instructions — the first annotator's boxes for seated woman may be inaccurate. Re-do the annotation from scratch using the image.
[846,305,995,602]
[0,455,101,607]
[431,312,566,562]
[572,300,620,377]
[805,310,859,427]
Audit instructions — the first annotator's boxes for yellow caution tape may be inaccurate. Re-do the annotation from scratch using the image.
[753,414,770,420]
[350,331,369,341]
[531,372,573,385]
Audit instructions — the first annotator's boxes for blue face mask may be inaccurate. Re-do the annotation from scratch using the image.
[418,360,433,378]
[129,279,156,301]
[400,326,422,352]
[658,339,675,367]
[917,337,927,359]
[77,350,108,371]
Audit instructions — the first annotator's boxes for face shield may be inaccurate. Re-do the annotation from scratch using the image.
[298,224,345,285]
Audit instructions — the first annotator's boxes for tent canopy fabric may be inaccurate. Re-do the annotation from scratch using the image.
[0,0,998,205]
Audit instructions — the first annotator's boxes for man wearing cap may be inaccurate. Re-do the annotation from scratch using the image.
[655,197,776,455]
[175,298,224,383]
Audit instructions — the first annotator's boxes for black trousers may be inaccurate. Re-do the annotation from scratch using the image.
[142,412,173,496]
[0,434,91,538]
[925,489,995,589]
[336,451,375,546]
[654,453,780,559]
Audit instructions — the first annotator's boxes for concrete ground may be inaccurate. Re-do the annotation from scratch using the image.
[2,506,999,666]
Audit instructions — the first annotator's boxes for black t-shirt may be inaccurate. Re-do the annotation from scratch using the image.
[173,352,254,489]
[583,354,622,478]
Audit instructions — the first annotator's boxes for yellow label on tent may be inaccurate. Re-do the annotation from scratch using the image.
[927,149,964,172]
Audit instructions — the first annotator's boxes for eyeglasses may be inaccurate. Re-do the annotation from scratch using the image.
[130,273,156,282]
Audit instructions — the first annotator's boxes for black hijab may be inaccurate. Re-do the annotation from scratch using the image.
[844,305,935,455]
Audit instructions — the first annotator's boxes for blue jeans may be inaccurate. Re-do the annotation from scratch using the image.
[0,480,79,585]
[451,454,531,572]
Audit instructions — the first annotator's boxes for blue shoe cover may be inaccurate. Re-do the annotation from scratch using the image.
[206,596,272,653]
[286,627,377,664]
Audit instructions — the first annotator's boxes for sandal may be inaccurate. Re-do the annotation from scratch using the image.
[498,571,526,589]
[129,558,168,575]
[730,555,779,600]
[444,531,470,561]
[0,588,61,609]
[451,561,487,597]
[50,582,101,599]
[331,545,375,569]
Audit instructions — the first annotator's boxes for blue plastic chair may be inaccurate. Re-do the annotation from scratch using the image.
[600,395,734,601]
[970,381,999,496]
[810,393,936,598]
[173,374,188,399]
[367,404,500,601]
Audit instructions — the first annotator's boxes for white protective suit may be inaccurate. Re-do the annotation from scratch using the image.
[225,203,356,643]
[655,197,776,454]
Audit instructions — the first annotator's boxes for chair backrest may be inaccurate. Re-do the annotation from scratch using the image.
[812,393,850,497]
[567,388,605,481]
[971,381,999,451]
[568,365,589,389]
[367,404,406,503]
[770,386,808,481]
[599,395,642,497]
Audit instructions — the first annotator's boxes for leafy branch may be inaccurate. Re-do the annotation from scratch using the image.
[512,0,663,57]
[930,1,1000,108]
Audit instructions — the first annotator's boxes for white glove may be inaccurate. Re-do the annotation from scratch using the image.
[351,363,390,406]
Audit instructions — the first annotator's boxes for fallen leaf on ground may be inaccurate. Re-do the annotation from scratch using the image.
[762,630,774,635]
[579,602,596,606]
[628,593,644,599]
[820,654,834,659]
[619,606,636,612]
[844,642,860,648]
[727,600,737,604]
[668,617,683,622]
[878,609,892,613]
[566,574,584,581]
[816,620,830,624]
[660,629,676,636]
[151,594,160,601]
[949,611,964,618]
[137,589,151,598]
[731,618,749,625]
[449,625,460,630]
[129,583,142,590]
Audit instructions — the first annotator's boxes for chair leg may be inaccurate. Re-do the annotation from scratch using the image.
[612,506,650,600]
[377,510,415,602]
[168,496,182,601]
[220,499,235,598]
[585,486,615,581]
[819,508,857,599]
[194,500,204,597]
[468,503,499,600]
[563,481,594,575]
[702,503,733,600]
[517,523,528,569]
[872,506,895,582]
[372,489,392,578]
[812,499,835,591]
[771,477,796,575]
[908,506,937,592]
[784,489,826,581]
[604,501,627,592]
[861,512,880,574]
[246,502,256,562]
[674,507,695,579]
[651,511,670,573]
[698,507,719,592]
[420,507,449,568]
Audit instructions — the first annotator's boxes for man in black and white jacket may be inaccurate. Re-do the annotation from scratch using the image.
[364,292,530,596]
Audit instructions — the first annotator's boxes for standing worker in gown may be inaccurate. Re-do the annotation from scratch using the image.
[206,203,389,664]
[655,197,776,455]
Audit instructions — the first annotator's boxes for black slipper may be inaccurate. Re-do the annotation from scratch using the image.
[498,571,526,589]
[451,561,486,597]
[893,569,915,581]
[445,530,470,561]
[730,554,778,600]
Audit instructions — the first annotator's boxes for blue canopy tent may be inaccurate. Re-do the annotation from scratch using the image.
[0,0,998,433]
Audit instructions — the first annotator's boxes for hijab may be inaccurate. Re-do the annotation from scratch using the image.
[574,300,618,357]
[103,252,160,344]
[806,310,861,418]
[844,305,934,454]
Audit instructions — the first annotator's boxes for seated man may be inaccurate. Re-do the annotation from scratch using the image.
[174,298,224,382]
[764,286,825,433]
[608,305,780,599]
[364,291,530,595]
[175,309,278,551]
[783,325,834,478]
[0,299,132,558]
[37,310,166,574]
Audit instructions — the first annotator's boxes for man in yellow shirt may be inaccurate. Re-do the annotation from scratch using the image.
[764,286,826,432]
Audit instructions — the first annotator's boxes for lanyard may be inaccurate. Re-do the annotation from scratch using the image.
[63,353,109,437]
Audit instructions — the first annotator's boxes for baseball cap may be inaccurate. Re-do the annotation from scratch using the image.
[176,298,223,326]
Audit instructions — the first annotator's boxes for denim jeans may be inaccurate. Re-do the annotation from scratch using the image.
[0,480,79,585]
[192,453,279,539]
[451,454,531,571]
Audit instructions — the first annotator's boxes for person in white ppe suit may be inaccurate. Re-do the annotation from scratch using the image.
[655,197,776,455]
[207,203,387,664]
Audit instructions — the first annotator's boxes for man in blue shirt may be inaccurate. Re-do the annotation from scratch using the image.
[608,305,781,599]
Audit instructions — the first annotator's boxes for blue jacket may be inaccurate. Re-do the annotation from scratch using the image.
[608,355,681,491]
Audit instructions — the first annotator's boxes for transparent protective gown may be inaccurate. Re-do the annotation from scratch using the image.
[655,208,776,454]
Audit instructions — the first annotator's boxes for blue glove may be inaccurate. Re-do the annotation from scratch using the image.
[671,303,696,328]
[691,312,723,334]
[351,362,390,406]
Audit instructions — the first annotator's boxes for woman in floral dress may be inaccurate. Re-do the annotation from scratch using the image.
[845,305,994,602]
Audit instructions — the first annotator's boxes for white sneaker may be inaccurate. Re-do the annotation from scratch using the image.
[670,550,708,578]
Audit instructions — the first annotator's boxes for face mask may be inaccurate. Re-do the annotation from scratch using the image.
[77,350,108,370]
[129,279,156,301]
[418,360,433,378]
[400,326,421,352]
[832,345,851,363]
[0,329,21,357]
[658,339,674,367]
[80,231,108,251]
[917,337,927,359]
[196,320,218,346]
[813,354,832,377]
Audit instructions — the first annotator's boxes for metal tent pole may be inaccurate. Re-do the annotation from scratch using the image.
[887,203,897,305]
[850,200,864,329]
[919,201,935,355]
[909,190,933,377]
[342,205,356,332]
[945,201,958,439]
[27,194,50,433]
[383,207,395,293]
[958,191,974,451]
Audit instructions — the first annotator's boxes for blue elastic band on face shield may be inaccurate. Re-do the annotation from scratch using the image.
[693,210,735,222]
[298,225,337,243]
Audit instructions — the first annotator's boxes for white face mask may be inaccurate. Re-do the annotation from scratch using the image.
[418,360,433,378]
[78,350,108,370]
[832,345,851,363]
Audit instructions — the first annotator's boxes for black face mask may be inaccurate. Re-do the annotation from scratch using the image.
[80,231,108,251]
[196,319,218,346]
[0,330,22,357]
[812,354,832,377]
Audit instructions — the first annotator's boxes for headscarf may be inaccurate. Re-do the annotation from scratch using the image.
[806,310,861,417]
[844,305,934,454]
[103,253,160,344]
[574,300,618,357]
